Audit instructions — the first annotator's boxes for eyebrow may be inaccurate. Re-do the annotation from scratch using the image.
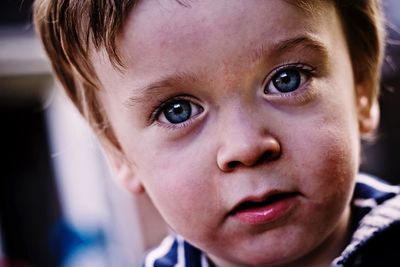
[126,35,329,106]
[124,72,200,107]
[250,35,329,65]
[278,36,328,56]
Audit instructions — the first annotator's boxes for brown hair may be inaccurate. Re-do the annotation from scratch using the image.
[33,0,385,145]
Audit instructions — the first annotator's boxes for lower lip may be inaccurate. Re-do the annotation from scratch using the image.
[232,195,299,225]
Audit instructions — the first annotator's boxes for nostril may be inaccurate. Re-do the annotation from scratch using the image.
[226,150,280,170]
[256,150,280,165]
[227,161,240,169]
[219,137,281,171]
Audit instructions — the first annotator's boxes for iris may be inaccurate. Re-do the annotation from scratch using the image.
[270,69,301,93]
[163,100,192,124]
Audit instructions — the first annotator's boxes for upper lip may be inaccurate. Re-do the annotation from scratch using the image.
[228,190,299,215]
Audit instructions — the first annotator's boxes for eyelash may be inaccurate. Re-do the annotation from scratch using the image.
[150,95,201,129]
[263,63,317,98]
[270,62,316,79]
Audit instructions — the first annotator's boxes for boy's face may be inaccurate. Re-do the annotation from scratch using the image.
[95,0,375,266]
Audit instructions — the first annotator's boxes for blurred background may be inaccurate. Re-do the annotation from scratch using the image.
[0,1,399,267]
[0,1,167,267]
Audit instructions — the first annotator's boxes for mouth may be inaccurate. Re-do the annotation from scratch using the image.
[229,191,300,225]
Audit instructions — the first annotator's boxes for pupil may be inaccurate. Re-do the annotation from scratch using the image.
[272,69,301,93]
[281,74,291,84]
[164,101,192,124]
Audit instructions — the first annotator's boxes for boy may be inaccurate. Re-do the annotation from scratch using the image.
[34,0,400,266]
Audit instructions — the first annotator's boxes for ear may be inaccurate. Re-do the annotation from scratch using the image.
[104,146,145,194]
[356,84,380,137]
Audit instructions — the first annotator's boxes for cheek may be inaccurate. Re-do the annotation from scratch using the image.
[266,113,360,257]
[134,141,220,233]
[287,105,360,223]
[287,82,360,196]
[299,127,358,192]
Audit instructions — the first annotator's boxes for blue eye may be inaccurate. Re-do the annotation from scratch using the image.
[164,100,191,124]
[158,99,202,124]
[265,68,304,94]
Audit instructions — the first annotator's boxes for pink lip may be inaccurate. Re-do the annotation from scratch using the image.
[229,192,299,225]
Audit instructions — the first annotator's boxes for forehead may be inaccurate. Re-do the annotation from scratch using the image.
[120,1,334,63]
[94,0,340,94]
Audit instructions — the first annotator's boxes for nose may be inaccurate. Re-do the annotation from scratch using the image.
[216,119,281,172]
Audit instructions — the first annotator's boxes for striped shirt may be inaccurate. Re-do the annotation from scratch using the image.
[141,174,400,267]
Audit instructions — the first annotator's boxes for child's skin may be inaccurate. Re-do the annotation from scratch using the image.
[92,0,377,266]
